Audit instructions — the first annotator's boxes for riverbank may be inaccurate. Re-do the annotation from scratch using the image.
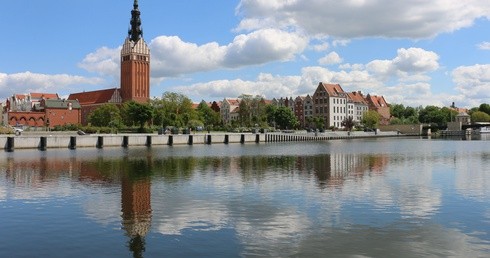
[0,131,401,151]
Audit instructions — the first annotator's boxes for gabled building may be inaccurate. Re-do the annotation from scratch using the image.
[68,88,122,125]
[294,95,313,128]
[7,93,59,112]
[312,82,348,128]
[347,91,369,124]
[365,94,390,125]
[7,98,81,128]
[220,98,240,124]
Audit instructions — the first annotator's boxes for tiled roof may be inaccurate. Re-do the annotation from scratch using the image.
[31,93,59,99]
[366,95,388,107]
[319,83,346,97]
[347,91,367,104]
[68,88,119,105]
[44,99,81,109]
[226,98,240,105]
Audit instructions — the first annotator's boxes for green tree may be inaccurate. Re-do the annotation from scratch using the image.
[479,103,490,115]
[122,101,154,131]
[418,105,455,127]
[238,96,252,127]
[274,106,299,130]
[196,100,220,128]
[265,104,278,127]
[87,104,121,127]
[362,110,381,129]
[471,111,490,122]
[151,92,196,128]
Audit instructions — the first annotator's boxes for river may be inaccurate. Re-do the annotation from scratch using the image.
[0,136,489,257]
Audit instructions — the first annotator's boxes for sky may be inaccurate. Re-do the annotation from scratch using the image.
[0,0,489,108]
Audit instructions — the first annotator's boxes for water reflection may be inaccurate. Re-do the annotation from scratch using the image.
[0,139,489,257]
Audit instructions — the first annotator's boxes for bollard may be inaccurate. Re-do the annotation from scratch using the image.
[123,136,129,147]
[6,137,14,152]
[168,135,173,146]
[39,137,47,151]
[69,136,77,150]
[207,134,212,145]
[97,136,104,148]
[188,135,193,145]
[146,136,152,147]
[240,134,245,144]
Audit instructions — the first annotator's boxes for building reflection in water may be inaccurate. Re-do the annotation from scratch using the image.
[1,148,390,256]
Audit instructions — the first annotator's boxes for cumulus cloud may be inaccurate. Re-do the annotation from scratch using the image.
[318,51,343,65]
[366,48,439,81]
[150,29,307,78]
[166,47,489,108]
[477,41,490,50]
[78,46,121,78]
[0,72,104,99]
[236,0,490,39]
[452,64,490,105]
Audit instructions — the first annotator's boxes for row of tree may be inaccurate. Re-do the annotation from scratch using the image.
[390,103,490,126]
[87,90,489,132]
[87,92,302,131]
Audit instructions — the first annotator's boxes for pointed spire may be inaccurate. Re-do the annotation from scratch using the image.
[128,0,143,42]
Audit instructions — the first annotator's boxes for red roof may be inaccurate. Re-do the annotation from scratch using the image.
[319,83,346,97]
[366,94,388,107]
[30,93,59,99]
[347,91,367,104]
[68,88,119,105]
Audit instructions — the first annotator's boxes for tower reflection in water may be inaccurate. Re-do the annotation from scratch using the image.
[120,157,152,258]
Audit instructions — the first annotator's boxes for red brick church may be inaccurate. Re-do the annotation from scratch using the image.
[69,0,150,125]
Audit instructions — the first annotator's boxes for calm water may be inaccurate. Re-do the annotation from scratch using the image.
[0,136,489,257]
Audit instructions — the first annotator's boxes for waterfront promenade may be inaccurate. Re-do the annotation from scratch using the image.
[0,131,400,151]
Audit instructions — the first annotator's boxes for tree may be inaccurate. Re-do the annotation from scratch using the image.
[87,104,121,127]
[479,103,490,115]
[274,106,299,130]
[196,100,220,128]
[122,101,154,131]
[362,110,381,129]
[471,111,490,122]
[418,106,452,127]
[151,92,196,128]
[341,116,356,131]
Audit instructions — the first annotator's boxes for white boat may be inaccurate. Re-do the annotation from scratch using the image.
[480,126,490,134]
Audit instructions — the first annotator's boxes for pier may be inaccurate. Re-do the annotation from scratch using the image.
[1,131,401,152]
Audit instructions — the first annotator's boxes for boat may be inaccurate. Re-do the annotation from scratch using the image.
[479,126,490,134]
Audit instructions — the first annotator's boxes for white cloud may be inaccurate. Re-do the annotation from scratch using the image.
[0,72,104,99]
[78,46,121,78]
[236,0,490,39]
[366,48,439,81]
[477,41,490,50]
[168,47,489,108]
[318,51,343,65]
[311,42,329,52]
[452,64,490,105]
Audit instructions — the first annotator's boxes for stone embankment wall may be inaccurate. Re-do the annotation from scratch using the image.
[1,131,401,152]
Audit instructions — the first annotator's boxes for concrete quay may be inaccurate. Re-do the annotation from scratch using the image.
[0,131,400,152]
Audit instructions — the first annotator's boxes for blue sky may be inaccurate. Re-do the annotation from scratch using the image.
[1,0,489,108]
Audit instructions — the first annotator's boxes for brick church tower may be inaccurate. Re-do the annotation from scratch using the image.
[121,0,150,103]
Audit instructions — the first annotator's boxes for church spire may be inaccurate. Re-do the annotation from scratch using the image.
[128,0,143,42]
